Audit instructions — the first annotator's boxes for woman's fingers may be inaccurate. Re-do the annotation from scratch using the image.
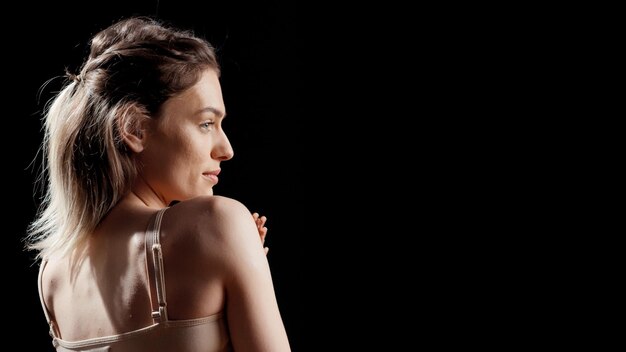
[252,213,269,255]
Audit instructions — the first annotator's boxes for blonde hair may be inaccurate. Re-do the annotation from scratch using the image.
[27,17,219,260]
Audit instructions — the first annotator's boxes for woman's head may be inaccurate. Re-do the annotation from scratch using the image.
[133,69,234,204]
[79,17,219,114]
[28,17,224,259]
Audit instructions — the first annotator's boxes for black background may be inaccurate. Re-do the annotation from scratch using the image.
[2,1,300,350]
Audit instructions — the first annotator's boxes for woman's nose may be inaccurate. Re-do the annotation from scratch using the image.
[212,131,234,161]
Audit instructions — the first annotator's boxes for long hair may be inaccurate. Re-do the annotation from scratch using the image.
[27,17,219,260]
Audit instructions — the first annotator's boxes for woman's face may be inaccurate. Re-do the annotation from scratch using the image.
[138,68,234,204]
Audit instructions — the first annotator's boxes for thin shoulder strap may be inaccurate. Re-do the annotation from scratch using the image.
[145,208,169,323]
[38,259,61,339]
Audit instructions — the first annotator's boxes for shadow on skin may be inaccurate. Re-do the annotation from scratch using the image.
[87,223,154,335]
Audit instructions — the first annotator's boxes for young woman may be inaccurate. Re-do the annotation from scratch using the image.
[27,17,290,351]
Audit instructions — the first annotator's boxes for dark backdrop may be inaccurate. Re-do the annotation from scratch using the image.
[2,1,300,350]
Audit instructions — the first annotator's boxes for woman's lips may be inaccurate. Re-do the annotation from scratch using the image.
[203,169,220,184]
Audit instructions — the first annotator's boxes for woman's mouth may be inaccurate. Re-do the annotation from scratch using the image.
[202,169,220,184]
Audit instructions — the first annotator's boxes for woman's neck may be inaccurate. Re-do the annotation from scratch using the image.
[127,175,169,209]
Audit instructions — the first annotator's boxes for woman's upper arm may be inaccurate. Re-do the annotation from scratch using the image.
[208,197,291,352]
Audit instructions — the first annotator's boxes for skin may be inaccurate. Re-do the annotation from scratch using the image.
[41,69,290,351]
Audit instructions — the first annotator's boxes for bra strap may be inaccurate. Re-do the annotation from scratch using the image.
[145,208,169,323]
[38,259,61,340]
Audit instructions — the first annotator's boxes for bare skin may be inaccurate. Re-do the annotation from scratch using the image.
[41,69,290,351]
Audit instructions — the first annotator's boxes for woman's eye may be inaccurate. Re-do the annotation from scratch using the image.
[200,122,215,130]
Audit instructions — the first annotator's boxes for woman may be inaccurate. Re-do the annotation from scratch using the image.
[26,17,291,351]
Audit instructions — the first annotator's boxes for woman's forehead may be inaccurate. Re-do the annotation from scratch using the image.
[160,70,225,118]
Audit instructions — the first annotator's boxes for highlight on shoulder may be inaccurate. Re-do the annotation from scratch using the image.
[160,195,267,267]
[172,195,250,218]
[165,196,254,237]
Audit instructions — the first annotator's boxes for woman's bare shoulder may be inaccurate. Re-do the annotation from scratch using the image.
[186,195,249,213]
[168,195,251,226]
[163,196,258,250]
[160,196,265,286]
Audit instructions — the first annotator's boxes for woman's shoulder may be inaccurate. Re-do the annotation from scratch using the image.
[168,195,251,224]
[182,195,248,211]
[163,195,256,246]
[161,196,263,278]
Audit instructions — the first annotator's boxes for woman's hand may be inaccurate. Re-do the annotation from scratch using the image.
[252,212,269,255]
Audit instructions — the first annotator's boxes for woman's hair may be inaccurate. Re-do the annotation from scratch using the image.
[27,17,219,260]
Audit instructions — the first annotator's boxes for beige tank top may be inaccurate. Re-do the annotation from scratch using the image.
[38,208,233,352]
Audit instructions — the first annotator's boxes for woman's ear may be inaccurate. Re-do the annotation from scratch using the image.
[118,106,150,153]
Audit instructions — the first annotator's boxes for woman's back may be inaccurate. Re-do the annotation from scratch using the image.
[40,197,230,349]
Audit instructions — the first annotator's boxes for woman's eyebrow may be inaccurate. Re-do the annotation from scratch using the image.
[197,106,225,118]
